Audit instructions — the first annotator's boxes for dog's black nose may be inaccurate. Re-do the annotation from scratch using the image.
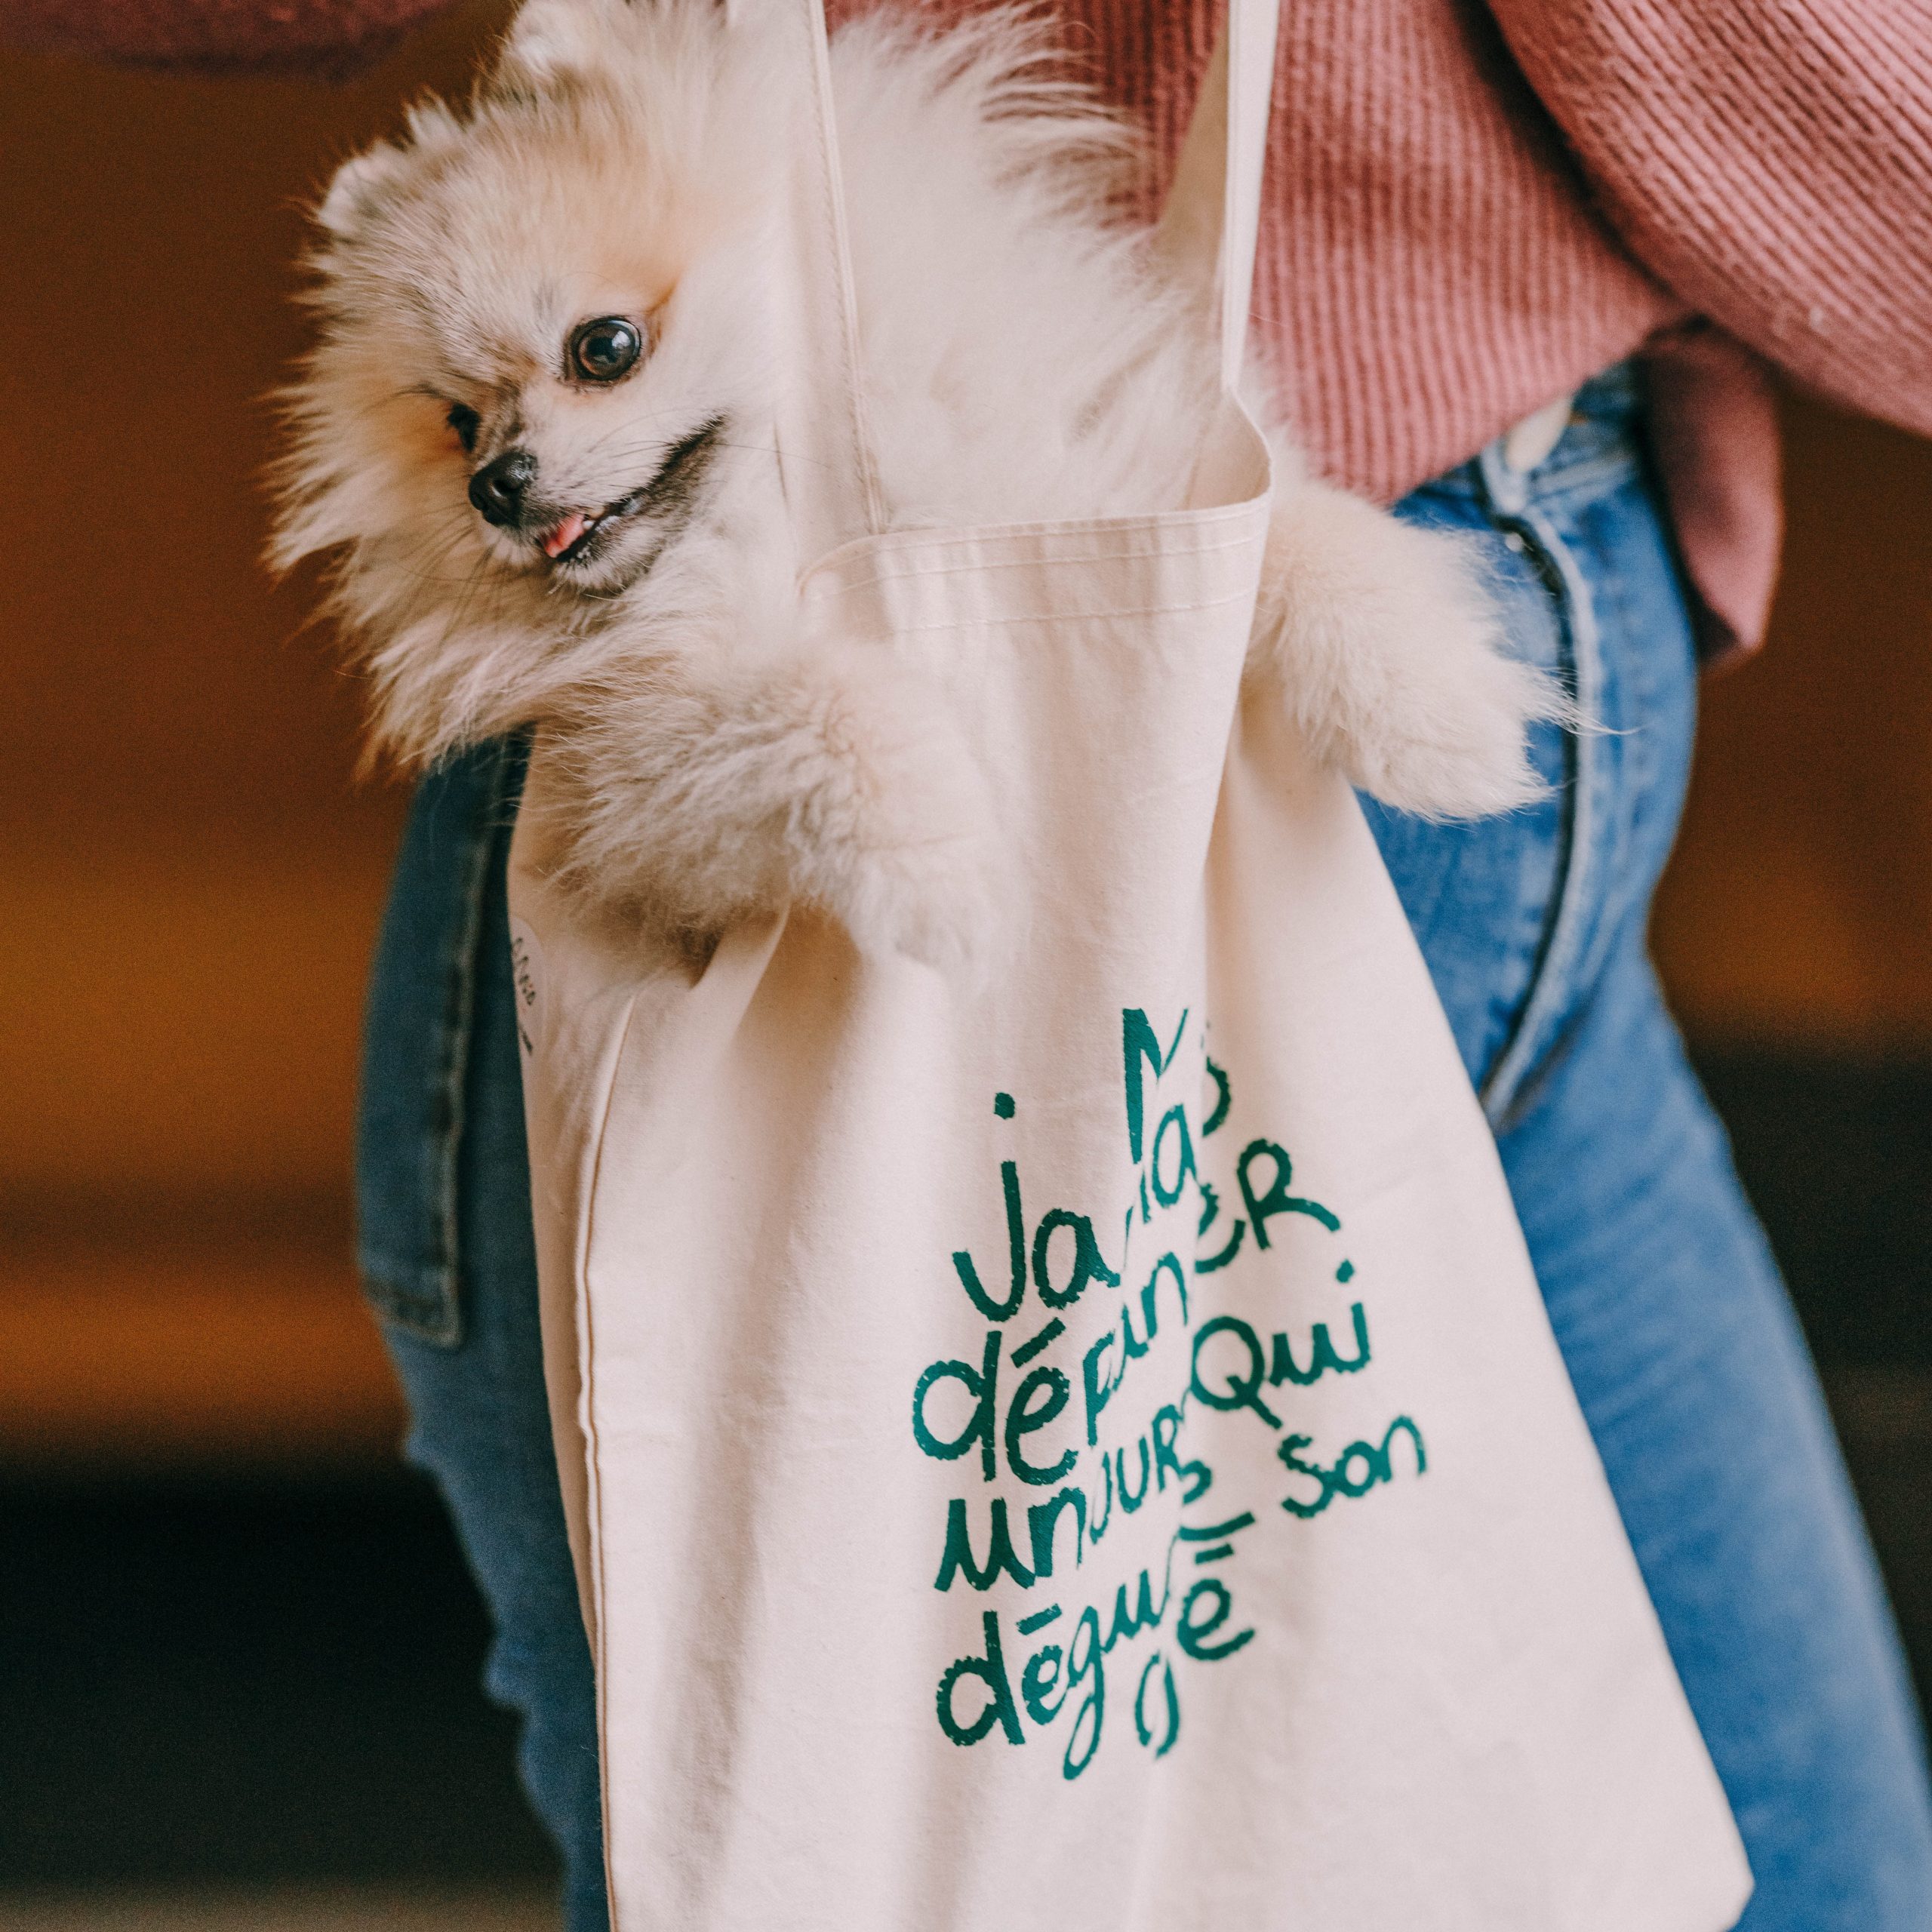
[469,448,537,528]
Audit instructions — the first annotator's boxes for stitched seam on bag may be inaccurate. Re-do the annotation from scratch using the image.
[813,526,1264,597]
[574,981,642,1812]
[841,587,1257,639]
[809,491,1267,561]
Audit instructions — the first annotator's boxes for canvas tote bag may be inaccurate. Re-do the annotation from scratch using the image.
[506,1,1753,1924]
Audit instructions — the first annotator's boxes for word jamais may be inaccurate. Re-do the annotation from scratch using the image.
[908,1010,1426,1780]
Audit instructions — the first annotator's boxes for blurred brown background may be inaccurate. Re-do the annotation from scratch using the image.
[0,2,504,1475]
[0,0,1927,1911]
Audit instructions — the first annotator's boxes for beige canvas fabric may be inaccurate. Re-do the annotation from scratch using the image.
[506,2,1752,1925]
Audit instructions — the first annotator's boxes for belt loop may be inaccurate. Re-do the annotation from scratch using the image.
[1480,438,1530,517]
[1485,392,1577,512]
[1504,394,1575,476]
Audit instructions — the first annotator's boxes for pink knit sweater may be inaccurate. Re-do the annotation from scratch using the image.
[1011,0,1932,660]
[18,0,1930,657]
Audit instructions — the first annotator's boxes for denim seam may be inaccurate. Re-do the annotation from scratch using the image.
[1475,448,1604,1129]
[368,743,517,1348]
[360,1249,456,1332]
[1398,446,1640,515]
[1524,451,1641,513]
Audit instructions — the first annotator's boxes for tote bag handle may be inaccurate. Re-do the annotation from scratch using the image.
[746,0,1281,564]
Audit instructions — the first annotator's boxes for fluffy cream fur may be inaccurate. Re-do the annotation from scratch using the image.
[274,0,1562,970]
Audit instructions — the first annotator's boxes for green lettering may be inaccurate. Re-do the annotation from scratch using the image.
[1235,1137,1340,1248]
[951,1160,1027,1321]
[1081,1331,1118,1446]
[1134,1651,1181,1756]
[1027,1487,1087,1580]
[1150,1105,1198,1208]
[1122,1007,1188,1164]
[934,1497,1036,1592]
[1176,1577,1254,1662]
[1021,1644,1066,1725]
[1004,1364,1075,1486]
[1032,1208,1121,1311]
[936,1611,1024,1747]
[912,1329,1001,1481]
[1062,1605,1106,1779]
[1270,1302,1371,1386]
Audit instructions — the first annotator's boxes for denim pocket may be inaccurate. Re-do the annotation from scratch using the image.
[1363,477,1574,1109]
[356,738,527,1346]
[1367,366,1698,1134]
[1462,443,1610,1129]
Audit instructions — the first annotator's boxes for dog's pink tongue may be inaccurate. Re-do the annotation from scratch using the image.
[543,512,589,559]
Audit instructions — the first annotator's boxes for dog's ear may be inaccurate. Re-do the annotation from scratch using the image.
[317,140,410,241]
[494,0,617,93]
[403,98,466,153]
[316,101,461,241]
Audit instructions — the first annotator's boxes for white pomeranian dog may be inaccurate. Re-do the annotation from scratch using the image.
[274,0,1560,971]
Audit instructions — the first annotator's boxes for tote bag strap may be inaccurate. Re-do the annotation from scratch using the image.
[735,0,886,563]
[750,0,1281,560]
[1155,0,1281,398]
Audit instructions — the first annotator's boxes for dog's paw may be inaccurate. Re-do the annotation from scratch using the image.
[534,647,998,974]
[1260,488,1571,821]
[842,844,997,978]
[790,655,1001,977]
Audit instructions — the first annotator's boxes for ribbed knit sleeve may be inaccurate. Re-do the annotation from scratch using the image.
[1487,0,1932,438]
[1054,0,1684,503]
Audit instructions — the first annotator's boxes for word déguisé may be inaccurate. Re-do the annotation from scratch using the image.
[909,1009,1429,1780]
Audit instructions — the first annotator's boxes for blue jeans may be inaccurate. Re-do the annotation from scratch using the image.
[358,366,1932,1929]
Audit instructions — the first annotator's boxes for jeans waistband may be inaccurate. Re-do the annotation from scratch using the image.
[1423,361,1644,509]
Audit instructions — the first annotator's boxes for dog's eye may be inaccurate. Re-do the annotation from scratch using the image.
[568,315,643,384]
[446,403,481,452]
